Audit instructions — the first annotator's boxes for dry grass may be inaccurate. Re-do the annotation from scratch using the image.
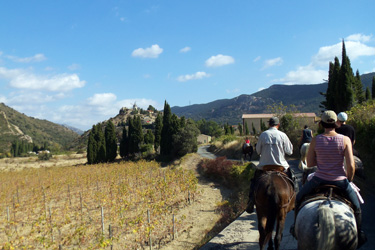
[0,154,87,172]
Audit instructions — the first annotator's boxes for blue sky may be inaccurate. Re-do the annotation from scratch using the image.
[0,1,374,131]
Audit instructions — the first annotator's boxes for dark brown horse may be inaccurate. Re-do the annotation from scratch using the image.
[254,168,296,250]
[242,144,253,161]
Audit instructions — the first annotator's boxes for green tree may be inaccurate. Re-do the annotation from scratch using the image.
[160,101,173,156]
[260,119,267,132]
[353,70,365,104]
[320,58,340,111]
[144,129,155,145]
[245,122,249,135]
[172,119,200,157]
[238,123,243,136]
[154,113,163,151]
[87,126,97,164]
[105,120,117,162]
[96,124,106,163]
[119,125,129,158]
[372,76,375,100]
[128,116,143,154]
[337,40,355,112]
[366,87,371,100]
[252,122,256,135]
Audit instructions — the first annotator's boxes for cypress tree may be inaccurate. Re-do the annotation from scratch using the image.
[105,120,117,162]
[119,124,129,158]
[154,113,163,152]
[244,122,249,135]
[366,87,371,100]
[160,101,173,156]
[87,126,96,164]
[338,40,354,112]
[353,70,365,104]
[238,123,243,136]
[372,76,375,100]
[144,129,155,145]
[95,124,106,163]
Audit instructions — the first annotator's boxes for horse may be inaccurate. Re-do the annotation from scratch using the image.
[254,168,295,250]
[294,187,358,250]
[242,144,253,161]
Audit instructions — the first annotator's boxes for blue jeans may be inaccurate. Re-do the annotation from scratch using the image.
[296,176,360,212]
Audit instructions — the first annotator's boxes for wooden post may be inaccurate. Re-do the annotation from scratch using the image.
[79,192,83,220]
[68,185,71,206]
[101,206,104,235]
[6,206,10,222]
[172,214,175,240]
[148,209,152,250]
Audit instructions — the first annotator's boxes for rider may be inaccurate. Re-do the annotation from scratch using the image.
[294,110,366,247]
[299,125,313,150]
[243,137,250,149]
[246,116,294,213]
[336,112,358,157]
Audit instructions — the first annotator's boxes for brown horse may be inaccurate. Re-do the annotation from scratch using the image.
[242,144,253,161]
[254,168,296,250]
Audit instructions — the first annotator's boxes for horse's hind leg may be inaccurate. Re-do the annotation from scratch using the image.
[258,216,270,250]
[274,214,286,250]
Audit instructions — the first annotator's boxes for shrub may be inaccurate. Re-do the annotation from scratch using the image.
[38,152,52,161]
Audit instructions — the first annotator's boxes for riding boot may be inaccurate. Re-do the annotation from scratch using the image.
[286,168,299,193]
[246,169,262,214]
[355,211,367,248]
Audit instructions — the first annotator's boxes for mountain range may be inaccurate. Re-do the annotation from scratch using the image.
[171,72,375,125]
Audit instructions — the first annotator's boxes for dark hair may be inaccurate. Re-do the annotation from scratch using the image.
[304,125,308,129]
[320,121,337,129]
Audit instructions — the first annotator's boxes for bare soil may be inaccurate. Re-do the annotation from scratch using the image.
[161,154,232,250]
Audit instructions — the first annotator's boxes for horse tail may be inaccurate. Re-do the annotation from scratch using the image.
[265,180,279,235]
[317,202,335,250]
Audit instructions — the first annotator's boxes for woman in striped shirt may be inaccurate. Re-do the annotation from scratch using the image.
[295,110,366,246]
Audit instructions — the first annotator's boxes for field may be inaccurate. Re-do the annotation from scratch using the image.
[0,158,199,249]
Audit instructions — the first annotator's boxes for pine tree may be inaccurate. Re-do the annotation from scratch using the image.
[105,120,117,162]
[160,101,173,156]
[321,59,340,111]
[154,113,162,152]
[372,76,375,100]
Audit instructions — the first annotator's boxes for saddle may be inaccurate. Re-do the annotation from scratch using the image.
[297,184,354,214]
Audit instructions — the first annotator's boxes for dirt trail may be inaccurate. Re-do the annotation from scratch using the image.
[161,154,231,250]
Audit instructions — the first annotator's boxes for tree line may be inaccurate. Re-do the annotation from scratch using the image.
[86,101,201,163]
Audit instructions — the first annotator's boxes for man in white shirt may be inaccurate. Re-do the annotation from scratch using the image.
[246,117,294,213]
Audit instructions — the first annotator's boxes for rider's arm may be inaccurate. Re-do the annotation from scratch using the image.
[344,136,355,182]
[306,137,317,168]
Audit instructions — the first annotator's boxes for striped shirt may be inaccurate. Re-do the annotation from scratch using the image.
[314,134,347,181]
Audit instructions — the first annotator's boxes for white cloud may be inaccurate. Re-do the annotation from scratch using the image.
[346,33,372,43]
[68,63,81,71]
[253,56,261,62]
[177,71,211,82]
[88,93,117,106]
[132,44,163,58]
[6,53,47,63]
[0,67,86,92]
[263,57,283,69]
[275,64,327,85]
[205,54,235,67]
[180,47,191,53]
[312,39,375,67]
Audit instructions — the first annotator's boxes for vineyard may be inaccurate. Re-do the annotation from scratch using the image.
[0,160,199,249]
